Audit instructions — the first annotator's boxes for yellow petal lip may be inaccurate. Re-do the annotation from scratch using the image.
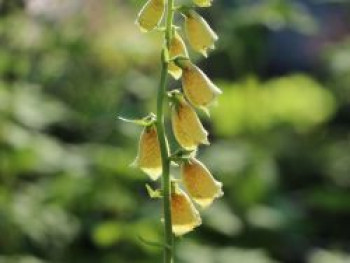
[171,188,202,236]
[182,62,222,109]
[171,96,209,150]
[185,11,218,57]
[133,125,162,180]
[135,0,165,32]
[168,31,189,80]
[193,0,213,7]
[182,158,223,208]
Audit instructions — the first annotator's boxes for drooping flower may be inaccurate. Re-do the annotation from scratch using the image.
[182,158,223,208]
[171,91,209,150]
[193,0,213,7]
[168,31,189,80]
[180,60,222,111]
[133,125,162,180]
[136,0,165,32]
[184,11,218,57]
[171,188,202,236]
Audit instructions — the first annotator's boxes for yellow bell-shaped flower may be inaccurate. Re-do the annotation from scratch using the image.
[181,61,222,110]
[136,0,165,32]
[182,158,223,208]
[133,125,162,180]
[171,188,202,236]
[171,92,209,150]
[184,11,218,57]
[193,0,212,7]
[168,31,189,80]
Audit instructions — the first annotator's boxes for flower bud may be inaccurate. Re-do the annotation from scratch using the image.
[181,61,222,110]
[168,31,189,80]
[193,0,212,7]
[171,93,209,150]
[182,158,223,208]
[136,0,165,32]
[133,125,162,180]
[171,188,202,236]
[184,11,218,57]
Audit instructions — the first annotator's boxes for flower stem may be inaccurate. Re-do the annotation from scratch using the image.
[156,0,175,262]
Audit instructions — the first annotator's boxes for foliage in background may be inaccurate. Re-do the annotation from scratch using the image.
[0,0,349,263]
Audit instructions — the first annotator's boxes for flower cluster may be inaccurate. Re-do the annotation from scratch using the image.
[133,0,223,236]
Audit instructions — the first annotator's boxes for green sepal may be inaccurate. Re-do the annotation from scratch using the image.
[118,113,156,127]
[175,5,195,16]
[172,56,190,68]
[167,90,184,107]
[145,184,163,199]
[169,148,197,165]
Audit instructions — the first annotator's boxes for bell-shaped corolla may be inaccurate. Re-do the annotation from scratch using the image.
[136,0,165,32]
[181,158,223,208]
[168,31,189,80]
[184,11,218,57]
[180,60,222,111]
[171,92,209,150]
[171,188,202,236]
[133,125,162,180]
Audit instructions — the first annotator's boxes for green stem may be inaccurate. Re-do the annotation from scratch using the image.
[156,0,175,262]
[156,59,173,263]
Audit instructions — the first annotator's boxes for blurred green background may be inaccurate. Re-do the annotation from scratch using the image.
[1,0,350,262]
